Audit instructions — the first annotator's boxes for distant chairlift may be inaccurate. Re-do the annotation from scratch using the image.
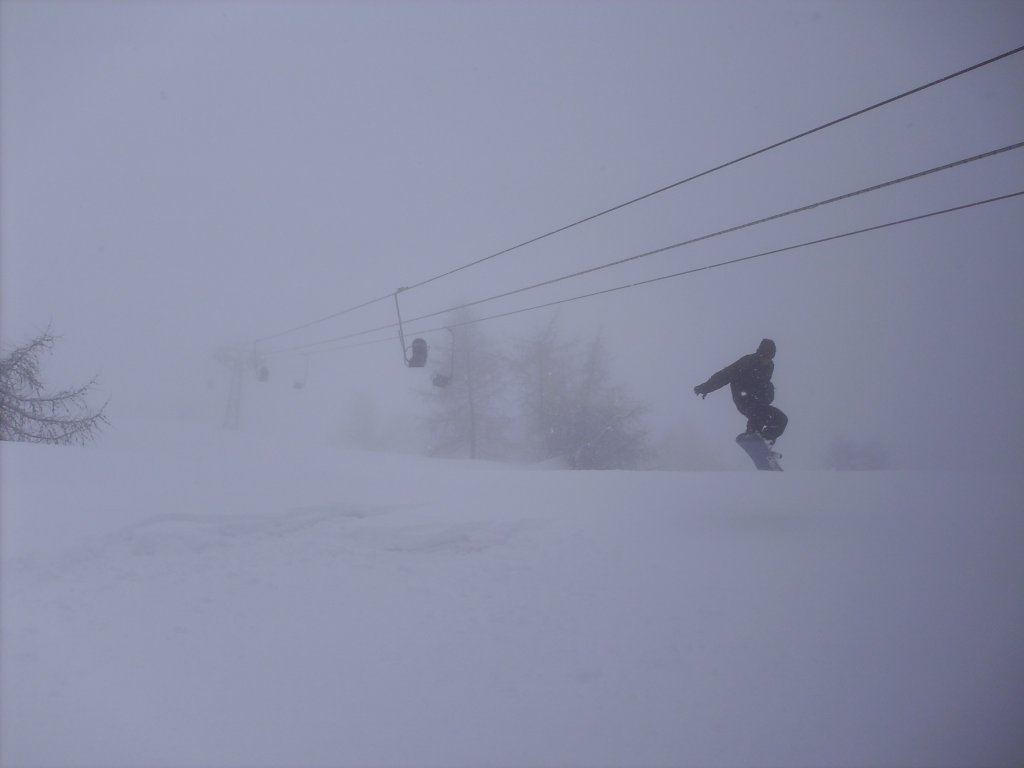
[394,288,428,368]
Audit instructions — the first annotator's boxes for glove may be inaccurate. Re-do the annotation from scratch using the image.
[693,385,707,399]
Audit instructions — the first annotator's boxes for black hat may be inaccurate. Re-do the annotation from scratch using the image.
[757,338,776,359]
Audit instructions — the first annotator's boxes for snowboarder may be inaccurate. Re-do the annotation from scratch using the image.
[694,339,788,463]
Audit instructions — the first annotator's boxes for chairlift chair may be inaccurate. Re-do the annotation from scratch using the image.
[408,337,428,368]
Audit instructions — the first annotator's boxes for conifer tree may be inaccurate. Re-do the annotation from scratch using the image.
[0,331,108,445]
[516,320,649,469]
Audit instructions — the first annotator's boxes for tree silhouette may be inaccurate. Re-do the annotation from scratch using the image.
[0,331,108,445]
[516,320,649,469]
[423,316,510,460]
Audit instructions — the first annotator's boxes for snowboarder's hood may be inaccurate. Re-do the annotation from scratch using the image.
[758,338,776,359]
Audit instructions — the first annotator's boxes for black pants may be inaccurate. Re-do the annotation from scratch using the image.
[739,404,788,442]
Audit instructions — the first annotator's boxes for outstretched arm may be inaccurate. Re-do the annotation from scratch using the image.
[694,359,740,398]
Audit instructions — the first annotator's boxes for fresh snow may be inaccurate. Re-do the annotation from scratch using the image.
[2,421,1023,767]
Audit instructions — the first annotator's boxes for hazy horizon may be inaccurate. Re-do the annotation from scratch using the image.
[3,0,1022,469]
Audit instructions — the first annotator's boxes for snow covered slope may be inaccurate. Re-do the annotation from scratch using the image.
[3,422,1023,767]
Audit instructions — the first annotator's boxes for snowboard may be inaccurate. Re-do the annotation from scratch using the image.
[736,432,783,471]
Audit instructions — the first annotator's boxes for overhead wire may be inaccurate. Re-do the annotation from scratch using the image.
[270,189,1023,360]
[269,189,1023,361]
[427,190,1024,332]
[262,140,1024,356]
[402,142,1023,326]
[253,44,1024,345]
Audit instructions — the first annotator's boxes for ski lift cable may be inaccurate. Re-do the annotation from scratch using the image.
[261,139,1023,357]
[423,190,1024,333]
[397,45,1024,295]
[401,141,1023,326]
[252,44,1024,346]
[271,189,1023,360]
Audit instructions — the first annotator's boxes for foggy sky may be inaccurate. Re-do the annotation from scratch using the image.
[2,0,1022,469]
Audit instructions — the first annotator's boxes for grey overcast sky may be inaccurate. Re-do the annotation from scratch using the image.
[2,0,1022,468]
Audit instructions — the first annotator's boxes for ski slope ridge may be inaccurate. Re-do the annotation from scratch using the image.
[2,421,1023,767]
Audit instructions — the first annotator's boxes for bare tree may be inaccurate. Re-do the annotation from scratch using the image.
[0,331,108,445]
[422,316,511,460]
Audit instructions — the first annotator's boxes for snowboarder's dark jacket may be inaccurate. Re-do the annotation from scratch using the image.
[695,353,774,416]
